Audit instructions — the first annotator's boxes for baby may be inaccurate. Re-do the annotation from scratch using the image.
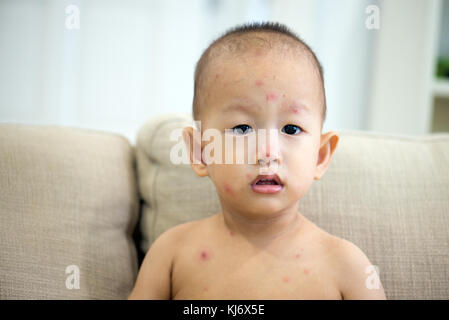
[129,22,386,300]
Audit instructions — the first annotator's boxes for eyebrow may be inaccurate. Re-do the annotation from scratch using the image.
[222,104,259,114]
[221,102,312,115]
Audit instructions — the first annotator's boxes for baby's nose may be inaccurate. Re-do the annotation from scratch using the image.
[257,129,281,165]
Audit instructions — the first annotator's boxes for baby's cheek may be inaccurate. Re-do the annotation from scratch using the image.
[223,182,233,196]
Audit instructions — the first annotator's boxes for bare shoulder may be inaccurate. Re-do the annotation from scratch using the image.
[128,217,213,300]
[325,234,387,300]
[297,217,386,300]
[152,216,214,250]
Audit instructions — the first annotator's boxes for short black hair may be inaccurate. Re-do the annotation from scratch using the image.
[192,21,326,126]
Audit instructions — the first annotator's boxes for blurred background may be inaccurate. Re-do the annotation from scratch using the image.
[0,0,448,144]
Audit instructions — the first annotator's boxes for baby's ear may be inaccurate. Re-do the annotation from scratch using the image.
[182,126,208,177]
[314,131,339,180]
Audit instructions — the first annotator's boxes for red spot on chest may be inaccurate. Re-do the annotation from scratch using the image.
[266,92,279,101]
[200,250,211,261]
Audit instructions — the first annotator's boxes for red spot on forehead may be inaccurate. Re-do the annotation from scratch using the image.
[292,107,299,114]
[255,80,264,87]
[266,92,279,101]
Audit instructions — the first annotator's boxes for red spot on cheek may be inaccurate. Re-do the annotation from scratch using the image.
[282,276,290,283]
[246,173,251,180]
[266,92,279,101]
[224,183,233,195]
[255,80,264,87]
[304,269,310,275]
[295,254,301,259]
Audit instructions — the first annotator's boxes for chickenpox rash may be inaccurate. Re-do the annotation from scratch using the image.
[224,183,233,195]
[266,92,279,101]
[200,250,211,261]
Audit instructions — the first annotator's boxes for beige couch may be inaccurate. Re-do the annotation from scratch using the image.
[1,113,448,299]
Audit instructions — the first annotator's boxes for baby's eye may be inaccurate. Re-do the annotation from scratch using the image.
[282,124,303,135]
[232,124,253,135]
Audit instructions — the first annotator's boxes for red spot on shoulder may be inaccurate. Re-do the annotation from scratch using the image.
[255,80,264,87]
[282,276,290,283]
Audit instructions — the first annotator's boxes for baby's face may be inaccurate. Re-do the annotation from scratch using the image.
[196,50,331,218]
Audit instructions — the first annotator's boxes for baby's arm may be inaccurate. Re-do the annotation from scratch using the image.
[334,239,387,300]
[128,229,176,300]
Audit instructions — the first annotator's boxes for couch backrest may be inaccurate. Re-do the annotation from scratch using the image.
[136,113,449,300]
[0,124,139,299]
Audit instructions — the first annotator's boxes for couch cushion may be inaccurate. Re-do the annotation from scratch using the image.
[0,124,139,299]
[136,113,449,300]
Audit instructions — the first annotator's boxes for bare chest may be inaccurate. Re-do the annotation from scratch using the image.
[171,239,341,300]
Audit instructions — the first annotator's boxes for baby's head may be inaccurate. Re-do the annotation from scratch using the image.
[183,22,338,218]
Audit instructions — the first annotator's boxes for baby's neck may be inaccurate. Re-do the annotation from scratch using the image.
[219,207,302,247]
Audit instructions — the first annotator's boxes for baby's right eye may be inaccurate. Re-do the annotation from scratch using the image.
[231,124,253,135]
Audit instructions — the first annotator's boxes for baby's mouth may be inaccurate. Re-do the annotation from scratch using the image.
[251,174,283,186]
[250,174,283,194]
[256,179,279,185]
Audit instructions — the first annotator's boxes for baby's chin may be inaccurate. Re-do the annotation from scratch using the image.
[220,195,293,217]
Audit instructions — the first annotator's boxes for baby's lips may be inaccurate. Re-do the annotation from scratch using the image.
[251,173,283,186]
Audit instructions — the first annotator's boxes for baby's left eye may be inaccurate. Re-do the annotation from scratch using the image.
[282,124,302,135]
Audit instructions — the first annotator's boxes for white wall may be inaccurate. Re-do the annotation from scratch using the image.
[1,0,422,144]
[367,0,441,135]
